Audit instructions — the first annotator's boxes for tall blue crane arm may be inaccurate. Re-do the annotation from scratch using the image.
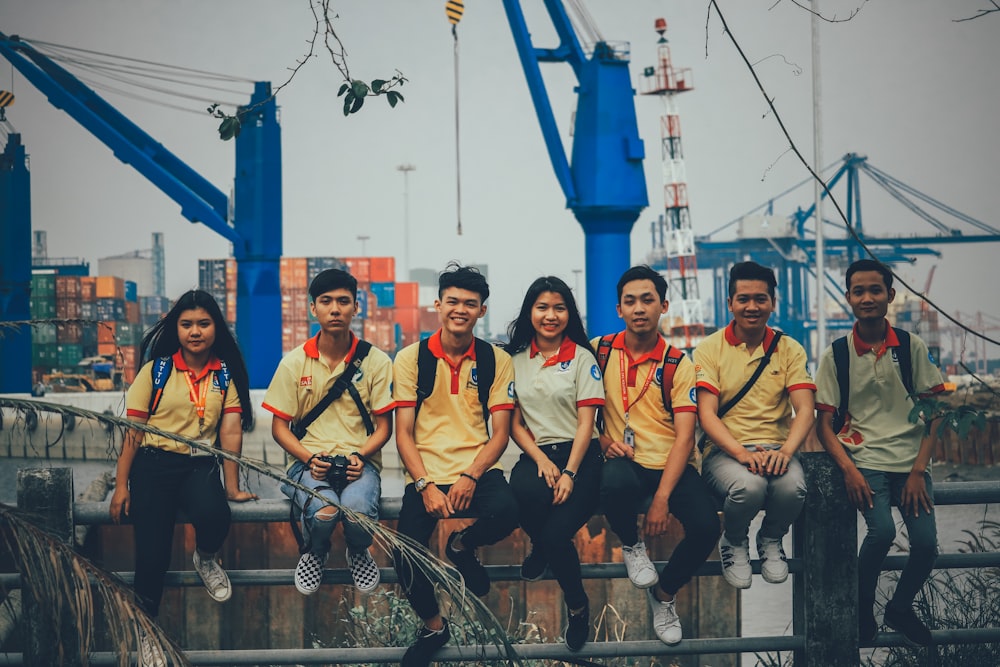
[501,0,579,205]
[0,32,241,245]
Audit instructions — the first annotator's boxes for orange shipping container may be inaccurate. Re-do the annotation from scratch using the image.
[369,257,395,283]
[97,342,118,357]
[343,257,370,283]
[395,307,420,336]
[419,307,440,333]
[280,258,309,290]
[125,301,140,324]
[395,282,419,308]
[119,345,139,383]
[226,289,236,324]
[95,276,125,299]
[225,259,238,291]
[97,321,118,344]
[56,276,81,299]
[80,277,97,302]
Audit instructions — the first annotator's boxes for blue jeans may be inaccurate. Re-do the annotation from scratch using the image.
[702,445,806,543]
[281,460,381,555]
[858,469,938,608]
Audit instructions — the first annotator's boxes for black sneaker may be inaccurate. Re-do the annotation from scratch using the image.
[565,602,589,651]
[402,618,450,667]
[859,607,877,645]
[884,602,933,647]
[520,548,547,581]
[445,530,491,597]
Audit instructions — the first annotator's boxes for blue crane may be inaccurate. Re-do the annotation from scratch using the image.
[501,1,648,335]
[0,32,282,390]
[0,116,31,393]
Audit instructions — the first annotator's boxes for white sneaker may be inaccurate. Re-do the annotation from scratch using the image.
[718,534,752,589]
[622,541,659,589]
[757,534,789,584]
[294,552,328,595]
[646,588,682,645]
[347,547,381,593]
[192,550,232,602]
[138,630,166,667]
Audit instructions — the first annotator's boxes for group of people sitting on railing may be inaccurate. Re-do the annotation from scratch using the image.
[110,258,947,667]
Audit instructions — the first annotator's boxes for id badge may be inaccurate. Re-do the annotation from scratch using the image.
[189,439,215,457]
[623,426,635,448]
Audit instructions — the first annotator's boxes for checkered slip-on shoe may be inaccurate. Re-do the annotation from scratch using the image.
[294,552,328,595]
[347,548,381,593]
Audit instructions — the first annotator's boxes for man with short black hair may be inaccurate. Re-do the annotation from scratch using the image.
[596,265,720,646]
[262,268,395,595]
[815,258,946,646]
[695,261,815,591]
[391,262,518,667]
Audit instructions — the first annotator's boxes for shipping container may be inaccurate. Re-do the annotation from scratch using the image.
[56,322,83,344]
[95,298,125,322]
[395,307,420,337]
[395,282,419,308]
[120,345,139,384]
[199,259,228,291]
[98,321,117,344]
[125,301,140,324]
[80,276,97,302]
[280,257,309,288]
[225,259,237,291]
[80,301,95,320]
[117,322,142,346]
[96,276,125,300]
[370,282,395,308]
[81,323,98,347]
[139,295,171,316]
[225,290,236,325]
[56,298,83,320]
[370,257,395,283]
[32,343,58,366]
[309,321,321,337]
[31,273,56,297]
[419,306,440,333]
[97,342,118,357]
[29,296,56,319]
[56,344,84,367]
[142,314,162,330]
[31,324,57,345]
[124,280,138,303]
[56,275,81,299]
[343,257,371,283]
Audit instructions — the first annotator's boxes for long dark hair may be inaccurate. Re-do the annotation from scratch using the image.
[140,289,254,432]
[504,276,593,358]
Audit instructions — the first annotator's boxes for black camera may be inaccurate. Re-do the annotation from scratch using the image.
[319,454,350,495]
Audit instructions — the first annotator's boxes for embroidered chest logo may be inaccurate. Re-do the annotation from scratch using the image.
[558,360,572,373]
[300,376,313,387]
[469,367,479,388]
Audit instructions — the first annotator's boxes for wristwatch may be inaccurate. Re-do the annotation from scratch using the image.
[415,477,434,493]
[561,468,577,480]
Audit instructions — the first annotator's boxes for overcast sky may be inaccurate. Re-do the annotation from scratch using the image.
[2,1,998,357]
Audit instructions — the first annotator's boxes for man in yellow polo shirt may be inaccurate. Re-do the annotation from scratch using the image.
[391,263,517,667]
[815,259,946,646]
[596,265,721,646]
[695,261,815,591]
[262,269,395,596]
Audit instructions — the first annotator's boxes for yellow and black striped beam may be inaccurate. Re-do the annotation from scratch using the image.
[0,91,14,108]
[445,0,464,25]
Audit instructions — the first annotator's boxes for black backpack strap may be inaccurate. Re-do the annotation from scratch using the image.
[659,345,685,417]
[832,335,850,434]
[473,338,496,425]
[892,328,914,396]
[291,340,373,440]
[414,337,436,419]
[594,334,615,434]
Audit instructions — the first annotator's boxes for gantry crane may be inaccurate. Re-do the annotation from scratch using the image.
[0,32,282,390]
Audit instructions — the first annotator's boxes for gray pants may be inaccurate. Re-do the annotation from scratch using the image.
[702,445,807,543]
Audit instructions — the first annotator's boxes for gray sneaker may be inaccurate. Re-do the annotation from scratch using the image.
[193,550,232,602]
[646,588,682,645]
[622,541,659,589]
[138,630,166,667]
[718,534,752,589]
[756,535,789,584]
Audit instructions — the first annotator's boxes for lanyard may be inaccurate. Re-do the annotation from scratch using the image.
[619,349,658,425]
[183,370,212,435]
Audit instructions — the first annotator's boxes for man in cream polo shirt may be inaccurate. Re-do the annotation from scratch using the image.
[391,263,517,667]
[695,261,815,591]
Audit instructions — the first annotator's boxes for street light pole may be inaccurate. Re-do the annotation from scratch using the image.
[397,163,416,281]
[357,234,370,256]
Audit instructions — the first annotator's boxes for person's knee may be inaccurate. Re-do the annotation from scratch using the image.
[908,527,938,557]
[600,460,634,496]
[865,520,895,548]
[313,506,339,522]
[727,476,767,507]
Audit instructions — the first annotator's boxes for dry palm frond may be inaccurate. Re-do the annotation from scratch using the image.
[0,502,186,666]
[1,395,527,664]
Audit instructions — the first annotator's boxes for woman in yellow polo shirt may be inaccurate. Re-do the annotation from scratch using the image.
[110,290,257,664]
[505,276,605,652]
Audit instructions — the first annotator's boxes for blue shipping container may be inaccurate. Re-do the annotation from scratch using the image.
[124,280,138,303]
[370,282,395,308]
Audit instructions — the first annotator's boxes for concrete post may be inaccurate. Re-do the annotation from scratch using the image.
[16,467,83,666]
[793,453,858,667]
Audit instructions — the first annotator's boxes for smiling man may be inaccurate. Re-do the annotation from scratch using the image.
[595,265,720,646]
[391,262,517,667]
[694,261,815,591]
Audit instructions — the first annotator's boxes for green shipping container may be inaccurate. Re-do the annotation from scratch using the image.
[31,343,58,366]
[56,344,83,367]
[31,323,57,345]
[30,296,56,319]
[31,273,56,297]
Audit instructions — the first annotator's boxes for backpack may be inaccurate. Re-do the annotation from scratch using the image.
[290,340,374,440]
[831,327,913,433]
[148,356,230,416]
[594,334,685,423]
[415,337,495,425]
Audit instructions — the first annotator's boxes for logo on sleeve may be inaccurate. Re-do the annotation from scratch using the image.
[508,381,516,398]
[590,364,602,381]
[299,376,313,387]
[654,368,664,386]
[689,387,698,404]
[928,350,937,365]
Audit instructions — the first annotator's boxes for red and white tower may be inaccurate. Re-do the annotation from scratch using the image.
[640,18,705,351]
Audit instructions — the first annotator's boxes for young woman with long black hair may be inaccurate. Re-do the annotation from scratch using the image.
[504,276,605,651]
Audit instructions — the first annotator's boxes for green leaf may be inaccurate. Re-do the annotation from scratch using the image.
[351,79,369,98]
[371,79,386,94]
[387,91,403,108]
[337,83,349,97]
[218,116,241,141]
[350,94,365,114]
[908,404,923,425]
[343,92,354,116]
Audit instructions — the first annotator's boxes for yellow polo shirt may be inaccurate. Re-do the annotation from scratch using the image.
[511,337,604,446]
[262,333,395,471]
[126,351,242,454]
[591,332,698,471]
[694,323,815,453]
[393,330,515,485]
[815,322,946,473]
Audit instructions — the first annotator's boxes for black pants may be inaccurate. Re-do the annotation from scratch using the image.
[392,468,518,620]
[129,447,232,616]
[508,439,602,609]
[600,458,720,595]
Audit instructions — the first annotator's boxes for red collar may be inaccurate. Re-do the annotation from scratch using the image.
[530,336,577,367]
[171,350,221,382]
[428,329,477,361]
[852,320,899,358]
[610,331,666,366]
[303,332,359,363]
[724,320,776,350]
